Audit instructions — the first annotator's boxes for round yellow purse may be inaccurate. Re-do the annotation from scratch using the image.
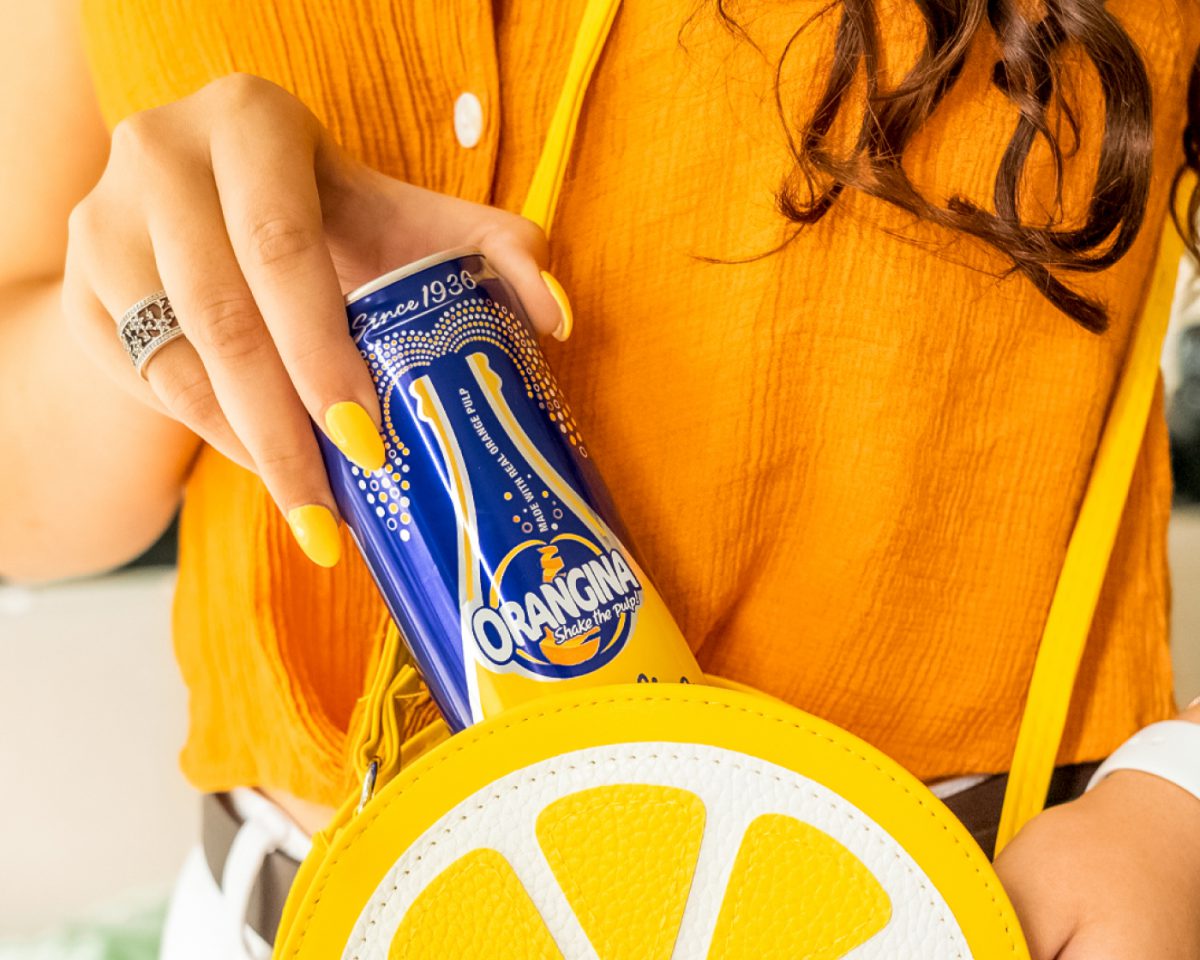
[271,0,1177,954]
[275,682,1028,959]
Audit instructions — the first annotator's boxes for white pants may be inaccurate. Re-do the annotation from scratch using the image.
[160,790,311,960]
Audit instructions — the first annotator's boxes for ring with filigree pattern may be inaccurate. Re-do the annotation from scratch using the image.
[117,290,184,376]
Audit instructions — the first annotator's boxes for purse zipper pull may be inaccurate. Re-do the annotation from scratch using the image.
[357,758,380,814]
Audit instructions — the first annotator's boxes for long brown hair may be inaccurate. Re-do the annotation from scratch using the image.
[710,1,1200,333]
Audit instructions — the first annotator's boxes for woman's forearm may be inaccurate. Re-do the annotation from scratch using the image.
[0,277,198,581]
[0,0,192,580]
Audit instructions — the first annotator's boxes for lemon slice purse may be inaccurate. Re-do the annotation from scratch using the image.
[278,681,1026,959]
[272,2,1177,956]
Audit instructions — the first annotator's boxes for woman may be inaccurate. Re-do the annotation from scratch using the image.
[3,0,1199,956]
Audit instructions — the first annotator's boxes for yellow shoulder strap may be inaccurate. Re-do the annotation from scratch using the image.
[520,0,623,236]
[996,215,1189,852]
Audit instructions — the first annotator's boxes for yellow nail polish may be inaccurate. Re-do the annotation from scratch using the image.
[325,401,386,472]
[541,270,574,342]
[286,504,342,568]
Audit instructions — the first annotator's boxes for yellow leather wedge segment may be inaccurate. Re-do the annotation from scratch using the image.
[708,814,892,960]
[536,785,706,959]
[388,849,564,960]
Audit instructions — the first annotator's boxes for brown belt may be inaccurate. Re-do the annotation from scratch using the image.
[938,761,1099,860]
[201,794,303,947]
[201,761,1100,948]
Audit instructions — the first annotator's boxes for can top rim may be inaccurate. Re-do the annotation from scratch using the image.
[344,246,484,304]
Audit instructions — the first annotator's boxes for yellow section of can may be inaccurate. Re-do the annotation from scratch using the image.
[473,568,702,720]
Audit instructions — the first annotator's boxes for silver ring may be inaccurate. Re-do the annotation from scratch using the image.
[118,290,184,377]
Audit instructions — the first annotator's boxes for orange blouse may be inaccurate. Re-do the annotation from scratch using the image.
[81,0,1198,807]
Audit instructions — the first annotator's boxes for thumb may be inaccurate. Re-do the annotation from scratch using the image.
[477,222,573,342]
[318,164,573,340]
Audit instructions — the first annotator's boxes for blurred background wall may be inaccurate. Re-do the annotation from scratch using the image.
[0,566,193,937]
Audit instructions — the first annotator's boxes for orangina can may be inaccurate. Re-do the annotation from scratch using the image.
[319,249,701,730]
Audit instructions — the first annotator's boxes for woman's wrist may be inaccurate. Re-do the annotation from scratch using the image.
[1089,706,1200,847]
[1091,767,1200,848]
[1087,712,1200,827]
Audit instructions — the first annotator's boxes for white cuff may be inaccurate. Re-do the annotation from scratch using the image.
[1087,720,1200,802]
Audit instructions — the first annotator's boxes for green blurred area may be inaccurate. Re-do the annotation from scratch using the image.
[0,900,164,960]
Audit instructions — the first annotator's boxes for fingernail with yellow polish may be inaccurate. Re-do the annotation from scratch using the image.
[325,401,386,472]
[287,504,342,568]
[541,270,573,342]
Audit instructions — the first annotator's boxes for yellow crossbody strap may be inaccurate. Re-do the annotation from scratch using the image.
[996,218,1188,853]
[520,0,623,235]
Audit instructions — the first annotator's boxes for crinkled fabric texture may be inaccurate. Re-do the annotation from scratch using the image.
[80,0,1198,807]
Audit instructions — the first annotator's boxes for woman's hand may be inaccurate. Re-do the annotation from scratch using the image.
[63,73,569,567]
[995,769,1200,959]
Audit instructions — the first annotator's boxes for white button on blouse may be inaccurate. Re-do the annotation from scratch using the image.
[454,92,484,149]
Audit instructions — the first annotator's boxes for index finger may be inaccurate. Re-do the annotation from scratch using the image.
[208,88,385,474]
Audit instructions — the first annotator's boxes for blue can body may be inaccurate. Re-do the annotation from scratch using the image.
[320,250,698,731]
